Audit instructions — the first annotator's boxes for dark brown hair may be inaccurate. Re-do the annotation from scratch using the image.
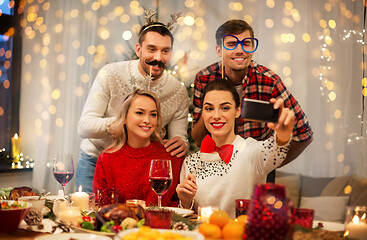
[215,19,254,46]
[202,78,240,108]
[139,22,174,45]
[202,79,241,134]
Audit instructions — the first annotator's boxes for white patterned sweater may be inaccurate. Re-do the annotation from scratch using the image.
[180,135,290,218]
[78,60,189,157]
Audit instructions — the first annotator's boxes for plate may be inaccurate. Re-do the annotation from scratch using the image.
[115,228,204,240]
[45,195,58,201]
[164,207,194,217]
[313,221,345,231]
[35,233,112,240]
[70,225,115,237]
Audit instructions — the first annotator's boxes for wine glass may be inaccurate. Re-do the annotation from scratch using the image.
[53,154,74,193]
[149,159,172,207]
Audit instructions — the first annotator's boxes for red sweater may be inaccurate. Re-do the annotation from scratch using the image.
[93,141,183,207]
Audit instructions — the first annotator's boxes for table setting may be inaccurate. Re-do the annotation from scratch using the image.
[1,158,366,239]
[0,158,201,239]
[1,186,357,240]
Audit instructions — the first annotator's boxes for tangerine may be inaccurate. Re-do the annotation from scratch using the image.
[222,221,245,239]
[198,222,222,239]
[235,214,248,227]
[209,210,230,228]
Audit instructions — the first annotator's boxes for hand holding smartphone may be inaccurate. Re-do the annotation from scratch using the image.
[241,98,280,123]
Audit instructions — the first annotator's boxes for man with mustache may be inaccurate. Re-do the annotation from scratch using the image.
[76,21,189,192]
[191,20,313,182]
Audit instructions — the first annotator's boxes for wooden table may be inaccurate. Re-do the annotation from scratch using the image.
[0,219,61,240]
[0,229,49,240]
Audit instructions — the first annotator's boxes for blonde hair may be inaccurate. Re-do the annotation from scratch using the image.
[105,89,165,153]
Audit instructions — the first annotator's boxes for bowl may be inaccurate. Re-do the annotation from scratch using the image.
[0,200,32,234]
[18,196,46,213]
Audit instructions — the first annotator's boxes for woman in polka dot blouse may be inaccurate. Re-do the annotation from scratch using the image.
[176,78,295,218]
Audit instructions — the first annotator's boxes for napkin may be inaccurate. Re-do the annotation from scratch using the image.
[18,219,64,234]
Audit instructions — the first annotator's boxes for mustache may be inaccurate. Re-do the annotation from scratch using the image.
[145,59,167,69]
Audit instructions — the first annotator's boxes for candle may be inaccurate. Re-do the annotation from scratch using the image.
[71,185,89,211]
[198,206,218,222]
[58,206,82,225]
[126,199,146,209]
[345,215,367,240]
[11,133,20,163]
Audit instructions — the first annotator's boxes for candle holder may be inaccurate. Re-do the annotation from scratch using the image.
[291,208,314,229]
[126,199,146,209]
[235,199,251,217]
[144,210,172,229]
[246,183,292,240]
[88,193,97,211]
[345,206,367,240]
[58,206,82,225]
[96,188,119,207]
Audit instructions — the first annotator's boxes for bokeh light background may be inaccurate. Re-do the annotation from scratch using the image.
[2,0,366,192]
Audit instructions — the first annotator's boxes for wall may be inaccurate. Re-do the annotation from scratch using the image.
[0,171,33,188]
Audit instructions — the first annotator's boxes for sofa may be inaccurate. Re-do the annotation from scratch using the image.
[275,171,367,223]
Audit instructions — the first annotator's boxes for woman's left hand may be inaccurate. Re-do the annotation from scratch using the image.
[267,98,295,145]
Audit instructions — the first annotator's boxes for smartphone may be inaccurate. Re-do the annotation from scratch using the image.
[241,98,279,123]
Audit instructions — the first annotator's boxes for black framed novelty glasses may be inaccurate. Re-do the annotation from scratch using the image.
[222,34,259,53]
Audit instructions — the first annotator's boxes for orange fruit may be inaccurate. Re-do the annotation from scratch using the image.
[209,210,230,228]
[198,222,222,239]
[222,221,245,239]
[235,214,248,227]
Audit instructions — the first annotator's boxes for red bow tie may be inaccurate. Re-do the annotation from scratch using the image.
[200,135,234,164]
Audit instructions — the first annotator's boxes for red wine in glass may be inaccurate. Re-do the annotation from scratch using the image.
[53,172,74,187]
[53,154,74,193]
[149,177,172,195]
[149,159,172,207]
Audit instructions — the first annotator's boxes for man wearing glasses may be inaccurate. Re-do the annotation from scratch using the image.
[191,20,313,182]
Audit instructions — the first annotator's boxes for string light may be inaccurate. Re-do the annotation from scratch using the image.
[1,1,365,174]
[342,29,364,45]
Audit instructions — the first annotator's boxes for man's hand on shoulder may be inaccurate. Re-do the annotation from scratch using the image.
[163,136,188,158]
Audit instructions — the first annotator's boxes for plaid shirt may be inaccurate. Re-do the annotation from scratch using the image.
[193,60,313,142]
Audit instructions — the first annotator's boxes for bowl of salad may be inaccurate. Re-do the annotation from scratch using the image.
[0,200,32,233]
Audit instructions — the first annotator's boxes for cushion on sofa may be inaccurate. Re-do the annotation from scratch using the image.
[321,175,367,206]
[349,175,367,206]
[300,196,349,223]
[275,173,301,207]
[320,175,352,197]
[301,176,334,197]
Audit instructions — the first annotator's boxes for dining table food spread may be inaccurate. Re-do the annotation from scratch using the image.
[0,185,349,240]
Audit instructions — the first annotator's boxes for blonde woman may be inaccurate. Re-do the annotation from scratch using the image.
[93,89,183,207]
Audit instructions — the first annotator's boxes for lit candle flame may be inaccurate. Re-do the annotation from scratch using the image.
[78,185,83,192]
[362,213,366,220]
[14,133,19,139]
[352,215,360,223]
